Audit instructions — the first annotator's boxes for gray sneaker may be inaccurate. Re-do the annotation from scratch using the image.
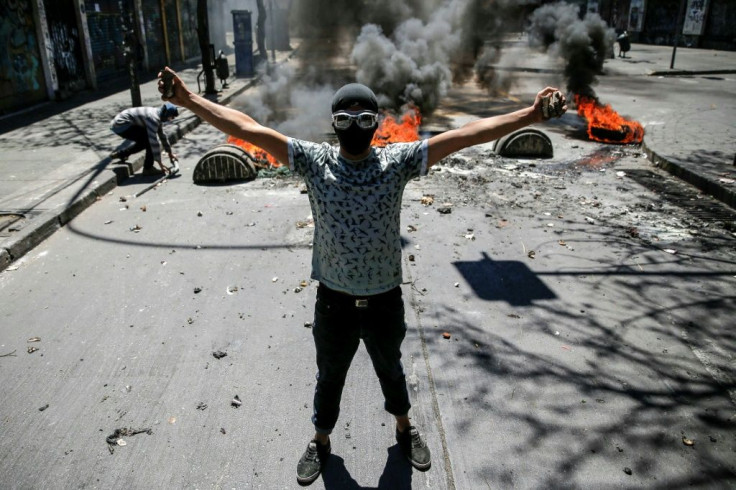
[296,439,331,485]
[396,426,431,471]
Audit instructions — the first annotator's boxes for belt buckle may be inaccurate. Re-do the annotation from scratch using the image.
[355,298,368,308]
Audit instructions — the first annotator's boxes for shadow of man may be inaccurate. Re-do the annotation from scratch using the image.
[321,445,413,489]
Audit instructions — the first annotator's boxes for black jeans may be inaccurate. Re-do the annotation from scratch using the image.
[115,125,154,168]
[312,284,411,434]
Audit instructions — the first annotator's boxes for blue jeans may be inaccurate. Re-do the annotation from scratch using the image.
[312,284,411,435]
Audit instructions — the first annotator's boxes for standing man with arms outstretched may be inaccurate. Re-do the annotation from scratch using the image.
[157,67,566,485]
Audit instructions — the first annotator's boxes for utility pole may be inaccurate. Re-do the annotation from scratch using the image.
[670,0,687,69]
[122,25,142,107]
[256,0,267,63]
[197,0,217,94]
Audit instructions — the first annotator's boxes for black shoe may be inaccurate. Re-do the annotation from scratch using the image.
[297,439,331,485]
[396,426,431,471]
[140,167,165,176]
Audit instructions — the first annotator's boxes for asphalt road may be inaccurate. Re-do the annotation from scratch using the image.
[1,46,735,490]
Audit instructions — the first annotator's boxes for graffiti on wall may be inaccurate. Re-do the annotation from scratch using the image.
[43,0,85,91]
[49,22,80,80]
[0,0,45,101]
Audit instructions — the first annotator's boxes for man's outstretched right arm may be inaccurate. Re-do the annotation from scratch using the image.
[158,67,289,165]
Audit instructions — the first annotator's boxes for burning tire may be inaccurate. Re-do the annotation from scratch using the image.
[589,125,640,143]
[193,144,258,184]
[575,95,644,144]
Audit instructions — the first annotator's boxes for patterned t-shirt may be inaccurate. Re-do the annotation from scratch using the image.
[288,139,428,296]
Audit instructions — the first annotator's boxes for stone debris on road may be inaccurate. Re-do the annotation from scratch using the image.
[105,428,152,454]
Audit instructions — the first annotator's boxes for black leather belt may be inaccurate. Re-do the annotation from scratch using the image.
[318,284,400,308]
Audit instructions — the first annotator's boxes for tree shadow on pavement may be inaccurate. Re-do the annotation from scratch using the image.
[416,223,736,487]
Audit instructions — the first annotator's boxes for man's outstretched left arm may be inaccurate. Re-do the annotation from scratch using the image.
[426,87,566,168]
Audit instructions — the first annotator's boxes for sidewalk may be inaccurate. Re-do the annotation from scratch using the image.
[1,43,734,272]
[0,50,293,272]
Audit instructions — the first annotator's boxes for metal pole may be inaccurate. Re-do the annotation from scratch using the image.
[123,26,142,107]
[269,0,275,62]
[670,0,687,69]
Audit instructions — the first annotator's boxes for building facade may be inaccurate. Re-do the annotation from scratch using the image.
[578,0,735,50]
[0,0,210,115]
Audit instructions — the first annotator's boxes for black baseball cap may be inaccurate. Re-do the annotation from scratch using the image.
[331,83,378,113]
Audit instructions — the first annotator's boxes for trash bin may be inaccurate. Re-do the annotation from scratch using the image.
[232,10,254,77]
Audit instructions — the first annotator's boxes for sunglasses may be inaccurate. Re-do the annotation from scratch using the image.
[332,111,378,130]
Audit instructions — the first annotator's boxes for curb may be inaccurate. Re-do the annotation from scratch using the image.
[648,69,736,77]
[1,169,118,271]
[642,140,736,210]
[0,56,286,273]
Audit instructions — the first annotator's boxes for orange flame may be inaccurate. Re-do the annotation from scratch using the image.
[226,135,282,167]
[574,94,644,144]
[371,106,422,147]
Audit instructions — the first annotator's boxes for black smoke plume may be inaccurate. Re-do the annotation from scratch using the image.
[527,1,615,99]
